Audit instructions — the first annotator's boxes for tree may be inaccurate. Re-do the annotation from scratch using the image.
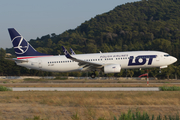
[162,65,175,80]
[152,39,171,53]
[127,70,134,78]
[149,68,159,79]
[46,39,53,48]
[86,43,97,53]
[101,44,110,52]
[0,48,6,59]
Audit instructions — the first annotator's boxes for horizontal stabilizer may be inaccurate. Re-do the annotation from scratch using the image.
[5,58,28,62]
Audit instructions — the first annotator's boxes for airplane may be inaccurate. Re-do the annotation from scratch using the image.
[8,28,177,78]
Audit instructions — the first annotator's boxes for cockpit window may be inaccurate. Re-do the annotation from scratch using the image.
[164,54,170,57]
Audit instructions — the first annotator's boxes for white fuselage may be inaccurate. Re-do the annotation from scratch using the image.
[16,51,177,72]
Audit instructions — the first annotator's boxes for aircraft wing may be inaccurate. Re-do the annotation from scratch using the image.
[62,46,104,70]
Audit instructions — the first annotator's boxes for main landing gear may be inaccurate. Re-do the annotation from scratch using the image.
[91,72,96,78]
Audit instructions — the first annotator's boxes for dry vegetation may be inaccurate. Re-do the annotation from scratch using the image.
[0,91,180,120]
[1,83,180,88]
[0,79,180,119]
[0,78,180,88]
[0,78,180,84]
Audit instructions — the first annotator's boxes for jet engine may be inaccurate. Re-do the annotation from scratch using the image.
[104,64,121,73]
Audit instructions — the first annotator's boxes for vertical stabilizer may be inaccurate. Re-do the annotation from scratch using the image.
[8,28,50,59]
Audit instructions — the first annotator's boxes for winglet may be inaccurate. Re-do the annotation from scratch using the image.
[61,46,72,58]
[70,48,76,55]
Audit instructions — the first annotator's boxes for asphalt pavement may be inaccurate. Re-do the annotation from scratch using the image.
[12,87,160,91]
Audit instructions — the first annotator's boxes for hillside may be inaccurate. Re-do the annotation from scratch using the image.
[23,0,179,61]
[3,0,180,77]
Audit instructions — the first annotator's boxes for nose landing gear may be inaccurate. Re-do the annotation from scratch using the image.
[159,68,161,73]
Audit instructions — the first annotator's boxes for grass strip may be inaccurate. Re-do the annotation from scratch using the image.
[54,76,68,80]
[159,86,180,91]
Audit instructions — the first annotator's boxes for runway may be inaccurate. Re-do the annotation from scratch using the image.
[12,87,160,91]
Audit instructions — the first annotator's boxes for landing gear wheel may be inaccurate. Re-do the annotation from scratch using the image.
[91,73,96,78]
[159,69,161,73]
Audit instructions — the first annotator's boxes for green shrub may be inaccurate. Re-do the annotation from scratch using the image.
[97,117,105,120]
[26,115,42,120]
[54,76,67,80]
[71,112,80,120]
[23,78,36,80]
[0,86,12,91]
[113,110,179,120]
[159,86,180,91]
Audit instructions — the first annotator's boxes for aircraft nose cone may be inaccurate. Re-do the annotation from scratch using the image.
[172,57,177,63]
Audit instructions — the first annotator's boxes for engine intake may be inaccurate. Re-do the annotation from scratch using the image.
[104,64,121,73]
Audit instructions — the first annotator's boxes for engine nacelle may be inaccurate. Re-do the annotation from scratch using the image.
[104,64,121,74]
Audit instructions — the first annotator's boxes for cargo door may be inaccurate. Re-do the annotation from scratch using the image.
[38,60,42,68]
[156,54,160,61]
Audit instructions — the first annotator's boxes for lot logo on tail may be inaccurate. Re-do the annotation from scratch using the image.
[12,36,29,54]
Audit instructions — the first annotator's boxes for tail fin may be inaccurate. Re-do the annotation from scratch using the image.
[8,28,49,59]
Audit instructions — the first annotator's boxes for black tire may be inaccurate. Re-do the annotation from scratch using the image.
[91,73,96,78]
